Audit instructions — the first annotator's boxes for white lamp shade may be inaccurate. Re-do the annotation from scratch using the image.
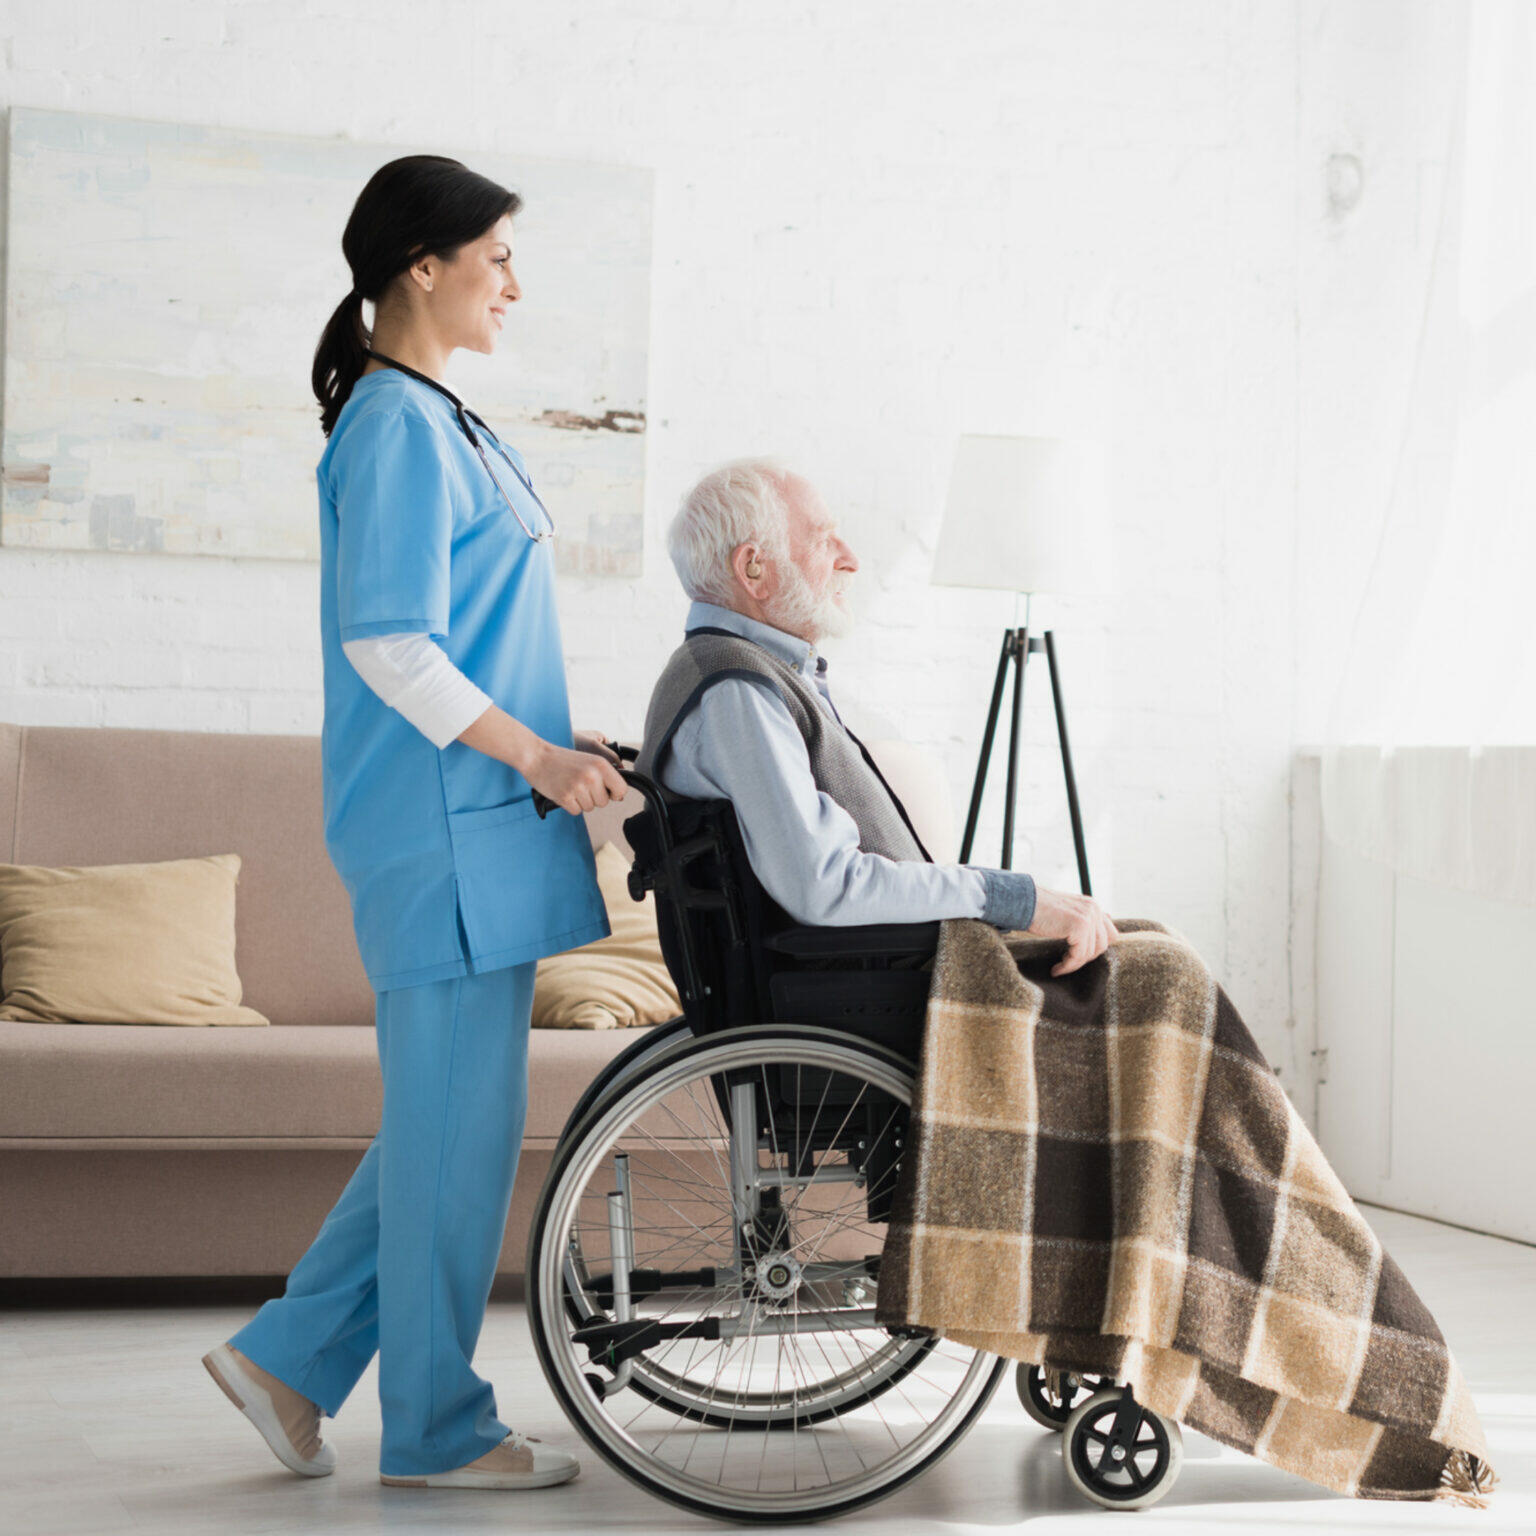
[931,434,1110,595]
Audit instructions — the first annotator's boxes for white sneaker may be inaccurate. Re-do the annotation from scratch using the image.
[201,1341,337,1477]
[380,1428,580,1489]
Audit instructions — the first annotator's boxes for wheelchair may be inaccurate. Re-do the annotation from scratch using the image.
[524,745,1184,1521]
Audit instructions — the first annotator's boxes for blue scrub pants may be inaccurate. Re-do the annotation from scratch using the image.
[228,961,534,1476]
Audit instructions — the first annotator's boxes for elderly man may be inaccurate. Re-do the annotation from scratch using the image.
[632,457,1117,977]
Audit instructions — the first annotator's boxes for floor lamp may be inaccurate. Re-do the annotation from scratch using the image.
[931,434,1106,895]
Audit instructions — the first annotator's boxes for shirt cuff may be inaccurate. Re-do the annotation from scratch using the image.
[975,866,1037,932]
[425,686,495,750]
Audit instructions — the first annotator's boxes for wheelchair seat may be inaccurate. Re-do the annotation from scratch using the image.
[621,783,940,1063]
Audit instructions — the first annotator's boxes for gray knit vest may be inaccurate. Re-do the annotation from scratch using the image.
[634,627,932,863]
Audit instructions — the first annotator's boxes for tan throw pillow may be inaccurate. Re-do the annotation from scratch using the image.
[532,841,681,1029]
[0,853,268,1026]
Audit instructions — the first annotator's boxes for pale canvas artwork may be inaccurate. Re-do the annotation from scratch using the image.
[1,107,651,572]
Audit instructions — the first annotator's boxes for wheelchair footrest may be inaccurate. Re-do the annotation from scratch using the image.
[573,1315,723,1369]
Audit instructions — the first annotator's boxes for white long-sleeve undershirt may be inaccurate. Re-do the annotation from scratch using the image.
[340,631,494,749]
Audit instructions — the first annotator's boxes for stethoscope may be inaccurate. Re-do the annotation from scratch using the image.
[361,347,556,544]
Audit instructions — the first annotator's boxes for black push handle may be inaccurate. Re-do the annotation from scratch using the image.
[532,739,639,819]
[527,745,731,1007]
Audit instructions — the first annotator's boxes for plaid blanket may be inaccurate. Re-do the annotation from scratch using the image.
[874,916,1495,1505]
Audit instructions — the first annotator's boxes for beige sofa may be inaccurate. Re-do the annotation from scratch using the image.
[0,721,958,1282]
[0,722,654,1280]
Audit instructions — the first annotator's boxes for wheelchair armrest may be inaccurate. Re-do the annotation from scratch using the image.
[762,921,941,959]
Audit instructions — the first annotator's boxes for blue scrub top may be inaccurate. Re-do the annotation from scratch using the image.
[316,368,610,992]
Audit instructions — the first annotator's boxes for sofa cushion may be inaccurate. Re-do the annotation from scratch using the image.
[0,1021,645,1144]
[0,852,268,1026]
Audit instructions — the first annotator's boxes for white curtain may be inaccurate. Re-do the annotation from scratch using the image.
[1326,0,1536,750]
[1320,1,1536,905]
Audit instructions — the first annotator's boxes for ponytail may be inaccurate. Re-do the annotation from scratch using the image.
[312,289,370,441]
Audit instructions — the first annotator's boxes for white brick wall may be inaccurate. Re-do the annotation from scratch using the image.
[0,1,1445,1090]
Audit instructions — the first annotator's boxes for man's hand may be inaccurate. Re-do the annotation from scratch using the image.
[572,728,621,766]
[1027,887,1119,976]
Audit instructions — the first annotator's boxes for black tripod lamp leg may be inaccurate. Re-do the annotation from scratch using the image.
[1001,625,1028,870]
[959,626,1014,864]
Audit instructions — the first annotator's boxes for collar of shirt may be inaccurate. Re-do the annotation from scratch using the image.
[684,598,822,682]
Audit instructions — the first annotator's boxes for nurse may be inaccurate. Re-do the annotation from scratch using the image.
[200,154,626,1491]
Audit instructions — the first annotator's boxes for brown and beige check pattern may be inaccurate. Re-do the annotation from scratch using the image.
[875,917,1495,1505]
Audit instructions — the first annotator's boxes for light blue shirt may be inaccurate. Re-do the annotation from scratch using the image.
[316,368,609,990]
[654,600,1037,931]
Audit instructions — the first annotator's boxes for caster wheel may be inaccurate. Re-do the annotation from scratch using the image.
[1063,1388,1183,1510]
[1015,1363,1109,1431]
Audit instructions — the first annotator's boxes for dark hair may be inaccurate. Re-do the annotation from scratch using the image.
[311,155,522,439]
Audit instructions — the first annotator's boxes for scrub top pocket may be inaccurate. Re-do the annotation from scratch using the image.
[446,796,609,971]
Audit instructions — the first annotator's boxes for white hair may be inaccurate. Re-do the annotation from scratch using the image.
[666,456,795,607]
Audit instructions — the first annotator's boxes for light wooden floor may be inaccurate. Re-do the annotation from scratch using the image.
[1,1204,1529,1535]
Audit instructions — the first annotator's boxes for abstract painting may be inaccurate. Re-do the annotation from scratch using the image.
[1,107,651,572]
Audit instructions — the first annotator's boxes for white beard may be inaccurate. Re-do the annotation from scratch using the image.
[765,558,855,641]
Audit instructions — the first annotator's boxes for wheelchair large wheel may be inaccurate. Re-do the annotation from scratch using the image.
[527,1024,1007,1523]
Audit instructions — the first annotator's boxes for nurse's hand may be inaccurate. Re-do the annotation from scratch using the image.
[526,738,628,815]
